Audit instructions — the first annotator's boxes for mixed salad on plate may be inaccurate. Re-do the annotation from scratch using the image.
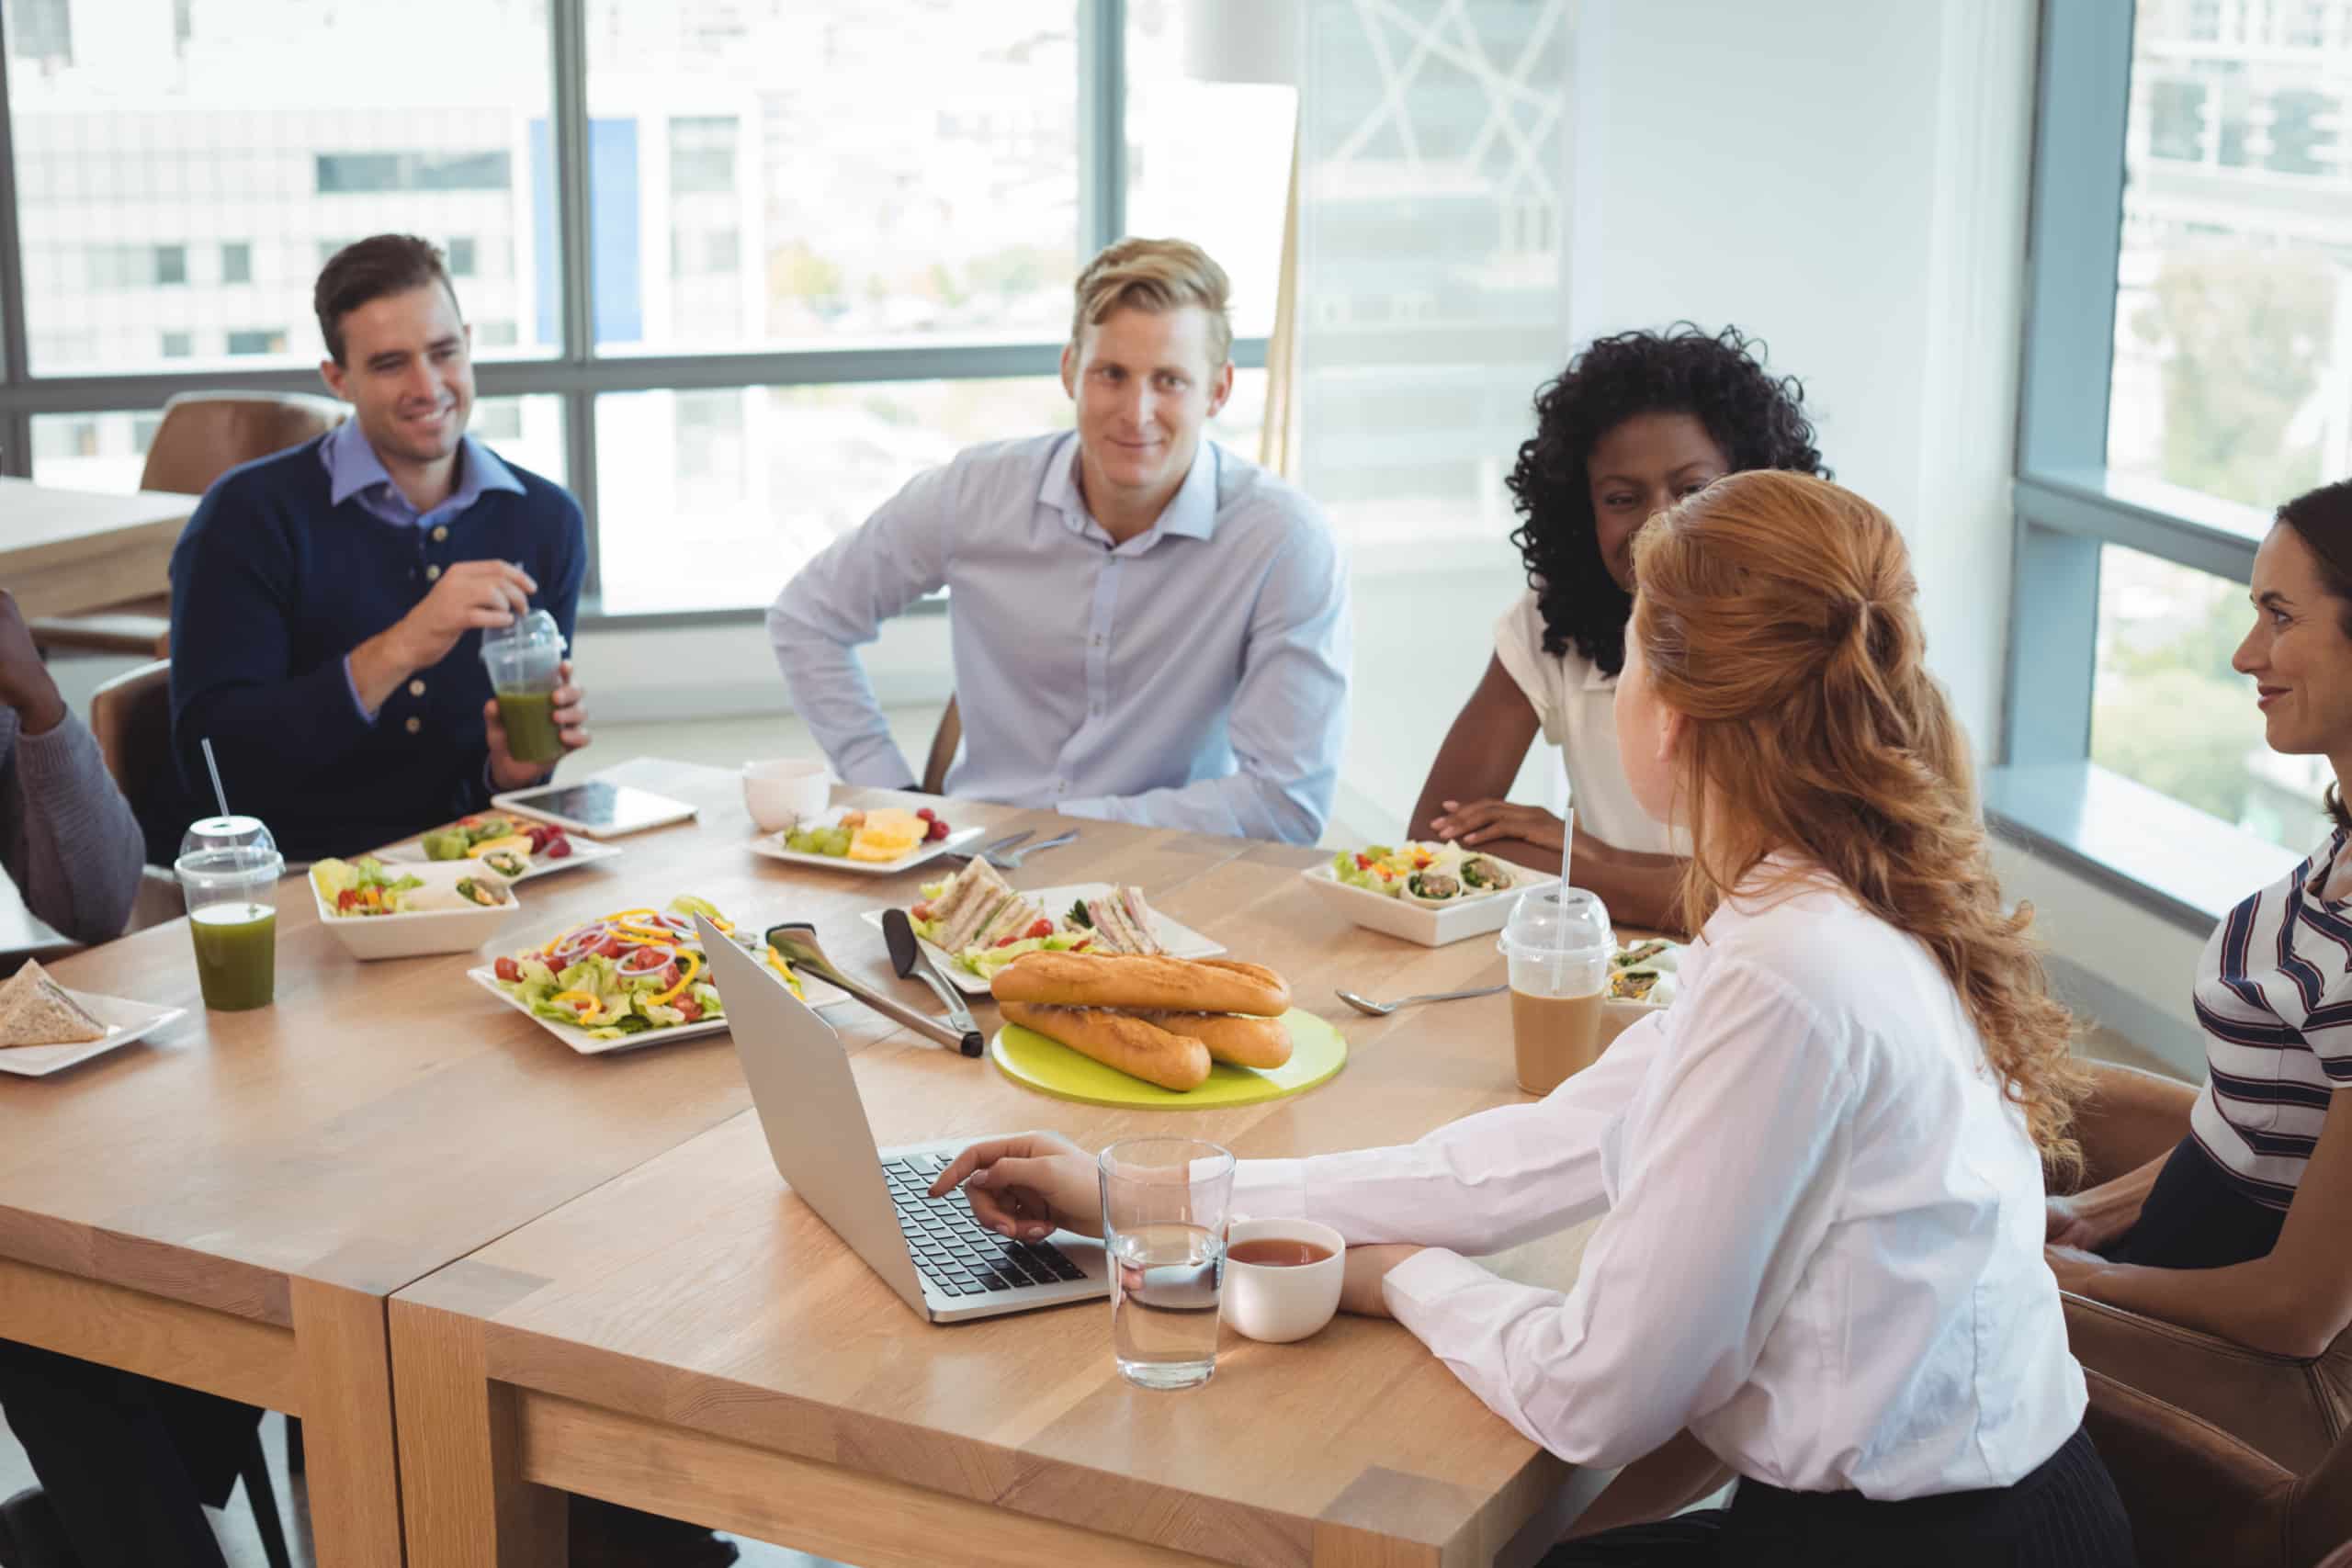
[1331,841,1519,907]
[780,805,955,863]
[487,896,802,1041]
[312,856,509,915]
[907,859,1162,980]
[419,813,574,877]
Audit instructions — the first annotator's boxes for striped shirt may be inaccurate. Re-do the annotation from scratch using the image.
[2190,828,2352,1209]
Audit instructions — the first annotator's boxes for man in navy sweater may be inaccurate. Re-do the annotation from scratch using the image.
[143,234,593,865]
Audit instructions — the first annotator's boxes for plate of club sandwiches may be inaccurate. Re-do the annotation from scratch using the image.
[858,856,1225,997]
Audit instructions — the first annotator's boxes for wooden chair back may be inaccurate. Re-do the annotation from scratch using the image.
[920,694,960,796]
[139,390,345,496]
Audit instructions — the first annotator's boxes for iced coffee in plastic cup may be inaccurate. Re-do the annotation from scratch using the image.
[1497,886,1613,1095]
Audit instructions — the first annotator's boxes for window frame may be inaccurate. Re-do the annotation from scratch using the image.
[0,0,1271,629]
[1995,0,2306,929]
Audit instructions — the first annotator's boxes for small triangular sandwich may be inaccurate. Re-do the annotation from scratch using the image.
[0,960,107,1047]
[1074,886,1164,955]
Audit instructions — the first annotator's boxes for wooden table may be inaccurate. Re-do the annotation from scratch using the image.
[0,759,1260,1564]
[0,477,192,619]
[390,841,1610,1567]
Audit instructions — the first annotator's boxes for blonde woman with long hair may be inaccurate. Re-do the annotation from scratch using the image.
[933,471,2134,1565]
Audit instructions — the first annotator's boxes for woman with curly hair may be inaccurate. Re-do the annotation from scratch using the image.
[932,471,2131,1566]
[1409,324,1826,930]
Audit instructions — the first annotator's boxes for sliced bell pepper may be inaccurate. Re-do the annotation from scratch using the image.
[649,951,701,1007]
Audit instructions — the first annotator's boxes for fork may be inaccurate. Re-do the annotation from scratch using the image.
[1336,983,1509,1017]
[989,829,1078,869]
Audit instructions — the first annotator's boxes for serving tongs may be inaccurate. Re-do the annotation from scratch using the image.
[764,920,984,1058]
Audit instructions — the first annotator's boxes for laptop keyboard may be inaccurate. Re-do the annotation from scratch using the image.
[882,1153,1088,1298]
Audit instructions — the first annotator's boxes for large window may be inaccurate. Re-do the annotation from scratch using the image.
[0,1,1286,620]
[2004,0,2352,887]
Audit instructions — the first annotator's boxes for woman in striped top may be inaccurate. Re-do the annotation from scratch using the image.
[2046,478,2352,1361]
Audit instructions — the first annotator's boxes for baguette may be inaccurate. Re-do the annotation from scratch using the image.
[990,952,1290,1016]
[1000,1001,1213,1091]
[1130,1011,1292,1070]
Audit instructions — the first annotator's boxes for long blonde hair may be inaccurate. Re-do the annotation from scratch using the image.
[1630,470,2086,1175]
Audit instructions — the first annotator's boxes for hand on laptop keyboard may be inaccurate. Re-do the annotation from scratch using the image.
[884,1155,1087,1299]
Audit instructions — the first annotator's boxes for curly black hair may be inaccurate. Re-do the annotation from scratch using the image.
[1505,322,1827,675]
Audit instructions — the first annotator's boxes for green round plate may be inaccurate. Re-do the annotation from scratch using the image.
[989,1009,1347,1110]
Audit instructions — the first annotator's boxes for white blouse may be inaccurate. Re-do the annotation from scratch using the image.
[1230,874,2085,1497]
[1490,591,1688,858]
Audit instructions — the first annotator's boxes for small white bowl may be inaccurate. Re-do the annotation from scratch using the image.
[741,759,832,833]
[1222,1217,1346,1344]
[1298,863,1534,947]
[311,862,522,961]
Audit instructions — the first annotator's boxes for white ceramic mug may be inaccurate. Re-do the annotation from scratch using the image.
[741,759,831,832]
[1222,1217,1345,1344]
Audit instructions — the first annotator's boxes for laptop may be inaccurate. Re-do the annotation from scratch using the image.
[695,916,1110,1324]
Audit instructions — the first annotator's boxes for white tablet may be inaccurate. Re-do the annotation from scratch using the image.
[489,779,697,839]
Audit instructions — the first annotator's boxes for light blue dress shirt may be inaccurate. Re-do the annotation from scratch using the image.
[321,417,526,722]
[767,432,1351,845]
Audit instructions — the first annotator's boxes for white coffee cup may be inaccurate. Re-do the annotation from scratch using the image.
[1222,1218,1345,1344]
[741,759,831,832]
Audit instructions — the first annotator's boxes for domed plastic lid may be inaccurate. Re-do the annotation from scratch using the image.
[178,814,277,860]
[1497,884,1612,960]
[481,607,566,654]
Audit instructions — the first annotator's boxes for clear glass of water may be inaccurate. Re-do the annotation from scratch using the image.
[1099,1137,1236,1392]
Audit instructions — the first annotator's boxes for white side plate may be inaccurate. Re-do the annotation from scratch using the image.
[0,989,189,1077]
[749,822,985,876]
[1297,863,1537,948]
[857,881,1227,996]
[465,964,850,1057]
[376,834,623,881]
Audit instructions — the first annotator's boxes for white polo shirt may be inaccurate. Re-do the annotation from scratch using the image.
[1491,591,1689,857]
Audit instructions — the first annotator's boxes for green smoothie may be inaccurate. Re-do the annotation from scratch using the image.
[189,902,277,1011]
[496,689,563,764]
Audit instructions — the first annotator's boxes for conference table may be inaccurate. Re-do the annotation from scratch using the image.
[0,759,1606,1566]
[0,476,191,620]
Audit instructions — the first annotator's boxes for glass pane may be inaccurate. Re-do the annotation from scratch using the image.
[28,397,565,495]
[595,377,1075,615]
[4,0,554,375]
[1125,4,1297,341]
[2107,3,2352,510]
[2090,544,2326,852]
[582,2,1080,355]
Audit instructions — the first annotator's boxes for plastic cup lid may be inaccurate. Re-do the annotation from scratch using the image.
[178,815,277,859]
[481,607,566,655]
[1497,884,1612,959]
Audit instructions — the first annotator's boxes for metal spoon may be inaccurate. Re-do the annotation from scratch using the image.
[1335,983,1510,1017]
[764,921,984,1057]
[880,907,983,1044]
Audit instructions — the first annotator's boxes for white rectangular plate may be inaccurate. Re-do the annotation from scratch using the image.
[0,988,189,1077]
[858,881,1226,997]
[749,822,985,877]
[465,962,850,1057]
[377,833,623,881]
[1298,862,1540,948]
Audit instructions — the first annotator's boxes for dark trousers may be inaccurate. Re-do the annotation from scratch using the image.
[0,1337,261,1568]
[2104,1134,2286,1269]
[1544,1425,2137,1567]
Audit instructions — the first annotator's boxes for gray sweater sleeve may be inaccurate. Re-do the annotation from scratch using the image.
[0,706,147,946]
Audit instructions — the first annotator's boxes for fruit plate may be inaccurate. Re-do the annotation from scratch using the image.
[378,831,621,882]
[749,822,985,876]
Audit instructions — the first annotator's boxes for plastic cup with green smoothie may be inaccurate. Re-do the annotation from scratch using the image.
[174,817,285,1012]
[481,607,568,767]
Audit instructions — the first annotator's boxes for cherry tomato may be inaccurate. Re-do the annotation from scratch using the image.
[1025,919,1052,940]
[1071,938,1091,951]
[675,998,704,1022]
[594,935,623,959]
[995,932,1019,948]
[493,955,521,982]
[337,888,359,910]
[910,901,933,923]
[1355,853,1374,869]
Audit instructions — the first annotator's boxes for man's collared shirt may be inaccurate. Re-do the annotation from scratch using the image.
[766,431,1350,845]
[322,417,526,722]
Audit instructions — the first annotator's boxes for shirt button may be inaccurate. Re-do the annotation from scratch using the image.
[408,679,426,697]
[404,716,422,735]
[424,563,443,581]
[431,525,448,542]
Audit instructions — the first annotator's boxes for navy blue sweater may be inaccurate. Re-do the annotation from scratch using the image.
[146,437,586,864]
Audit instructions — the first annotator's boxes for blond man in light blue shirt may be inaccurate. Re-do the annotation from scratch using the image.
[767,239,1351,845]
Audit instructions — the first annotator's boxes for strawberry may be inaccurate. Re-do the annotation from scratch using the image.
[915,807,936,822]
[544,834,572,859]
[926,818,950,840]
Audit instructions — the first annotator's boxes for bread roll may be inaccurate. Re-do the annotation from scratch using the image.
[1000,1001,1213,1091]
[1131,1011,1292,1070]
[991,952,1289,1016]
